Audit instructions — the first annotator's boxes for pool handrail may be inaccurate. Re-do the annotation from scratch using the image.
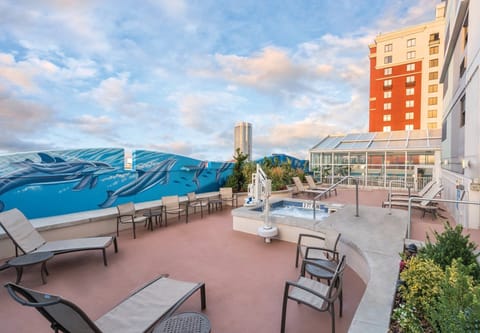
[312,176,359,220]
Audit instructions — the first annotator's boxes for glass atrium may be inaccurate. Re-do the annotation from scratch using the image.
[309,129,442,189]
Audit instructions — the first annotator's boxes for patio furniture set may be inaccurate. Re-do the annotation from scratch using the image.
[116,188,238,239]
[0,187,346,332]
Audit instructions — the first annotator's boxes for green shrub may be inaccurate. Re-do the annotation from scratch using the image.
[399,256,445,316]
[419,221,480,281]
[426,260,480,332]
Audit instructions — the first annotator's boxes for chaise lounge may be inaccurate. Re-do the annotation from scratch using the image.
[5,274,207,333]
[0,208,117,266]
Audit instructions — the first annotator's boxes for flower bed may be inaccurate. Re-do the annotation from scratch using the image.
[389,222,480,332]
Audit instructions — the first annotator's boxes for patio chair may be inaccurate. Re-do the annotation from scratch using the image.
[187,192,209,218]
[116,202,148,239]
[292,177,328,199]
[305,175,337,197]
[0,208,117,266]
[388,180,436,200]
[295,230,341,268]
[163,195,188,225]
[4,274,207,333]
[219,187,238,208]
[281,255,347,333]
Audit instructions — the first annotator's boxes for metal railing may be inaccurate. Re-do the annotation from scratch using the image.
[406,197,480,238]
[312,176,359,220]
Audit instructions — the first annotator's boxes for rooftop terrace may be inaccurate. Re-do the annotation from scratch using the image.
[0,187,479,332]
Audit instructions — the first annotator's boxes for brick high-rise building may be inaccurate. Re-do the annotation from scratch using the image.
[368,3,445,132]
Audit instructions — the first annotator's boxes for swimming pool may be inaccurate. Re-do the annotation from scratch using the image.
[252,200,341,221]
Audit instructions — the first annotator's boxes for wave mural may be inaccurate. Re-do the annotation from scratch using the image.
[0,148,234,219]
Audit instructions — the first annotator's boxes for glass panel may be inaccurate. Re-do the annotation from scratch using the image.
[386,153,405,164]
[350,153,366,164]
[322,154,332,164]
[333,153,348,164]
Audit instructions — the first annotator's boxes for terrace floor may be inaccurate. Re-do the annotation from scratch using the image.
[1,187,479,333]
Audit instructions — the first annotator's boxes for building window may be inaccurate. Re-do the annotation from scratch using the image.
[384,56,392,64]
[406,76,415,84]
[383,114,391,121]
[427,122,437,129]
[384,44,392,52]
[428,84,438,93]
[407,51,416,59]
[429,33,439,42]
[384,68,392,75]
[407,38,416,47]
[383,126,391,132]
[384,103,392,110]
[429,59,438,67]
[384,79,392,88]
[428,97,438,105]
[405,112,414,120]
[429,72,438,80]
[460,95,466,127]
[406,88,415,96]
[428,110,437,118]
[406,100,414,108]
[384,91,392,98]
[430,46,439,55]
[405,124,414,131]
[406,63,415,71]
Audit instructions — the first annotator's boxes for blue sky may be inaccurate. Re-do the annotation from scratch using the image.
[0,0,439,161]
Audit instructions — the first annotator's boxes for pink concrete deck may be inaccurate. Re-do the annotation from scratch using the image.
[1,187,479,332]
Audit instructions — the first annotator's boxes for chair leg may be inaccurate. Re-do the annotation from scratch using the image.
[116,220,120,236]
[331,305,336,333]
[132,222,136,239]
[280,286,289,333]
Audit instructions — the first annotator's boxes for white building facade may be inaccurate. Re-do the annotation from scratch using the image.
[440,0,480,228]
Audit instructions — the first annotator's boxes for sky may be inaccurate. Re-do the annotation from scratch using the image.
[0,0,440,162]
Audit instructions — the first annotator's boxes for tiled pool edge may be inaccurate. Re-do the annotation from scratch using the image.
[232,202,408,333]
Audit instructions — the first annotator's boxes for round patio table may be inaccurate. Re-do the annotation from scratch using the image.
[304,258,338,282]
[8,251,54,284]
[153,312,211,333]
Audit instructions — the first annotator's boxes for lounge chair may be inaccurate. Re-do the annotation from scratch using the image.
[305,175,337,197]
[388,180,436,200]
[281,255,346,333]
[5,274,206,333]
[292,177,328,198]
[163,195,188,225]
[116,202,149,239]
[382,184,443,219]
[0,208,117,266]
[295,230,341,268]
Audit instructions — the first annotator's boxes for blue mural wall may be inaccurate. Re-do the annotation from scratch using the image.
[254,154,308,170]
[0,148,233,219]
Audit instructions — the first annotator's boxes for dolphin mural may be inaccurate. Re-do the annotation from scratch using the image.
[99,158,176,208]
[0,152,115,211]
[216,162,232,184]
[192,160,208,190]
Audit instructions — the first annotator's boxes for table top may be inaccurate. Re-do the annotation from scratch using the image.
[305,258,337,280]
[153,312,211,333]
[8,251,54,267]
